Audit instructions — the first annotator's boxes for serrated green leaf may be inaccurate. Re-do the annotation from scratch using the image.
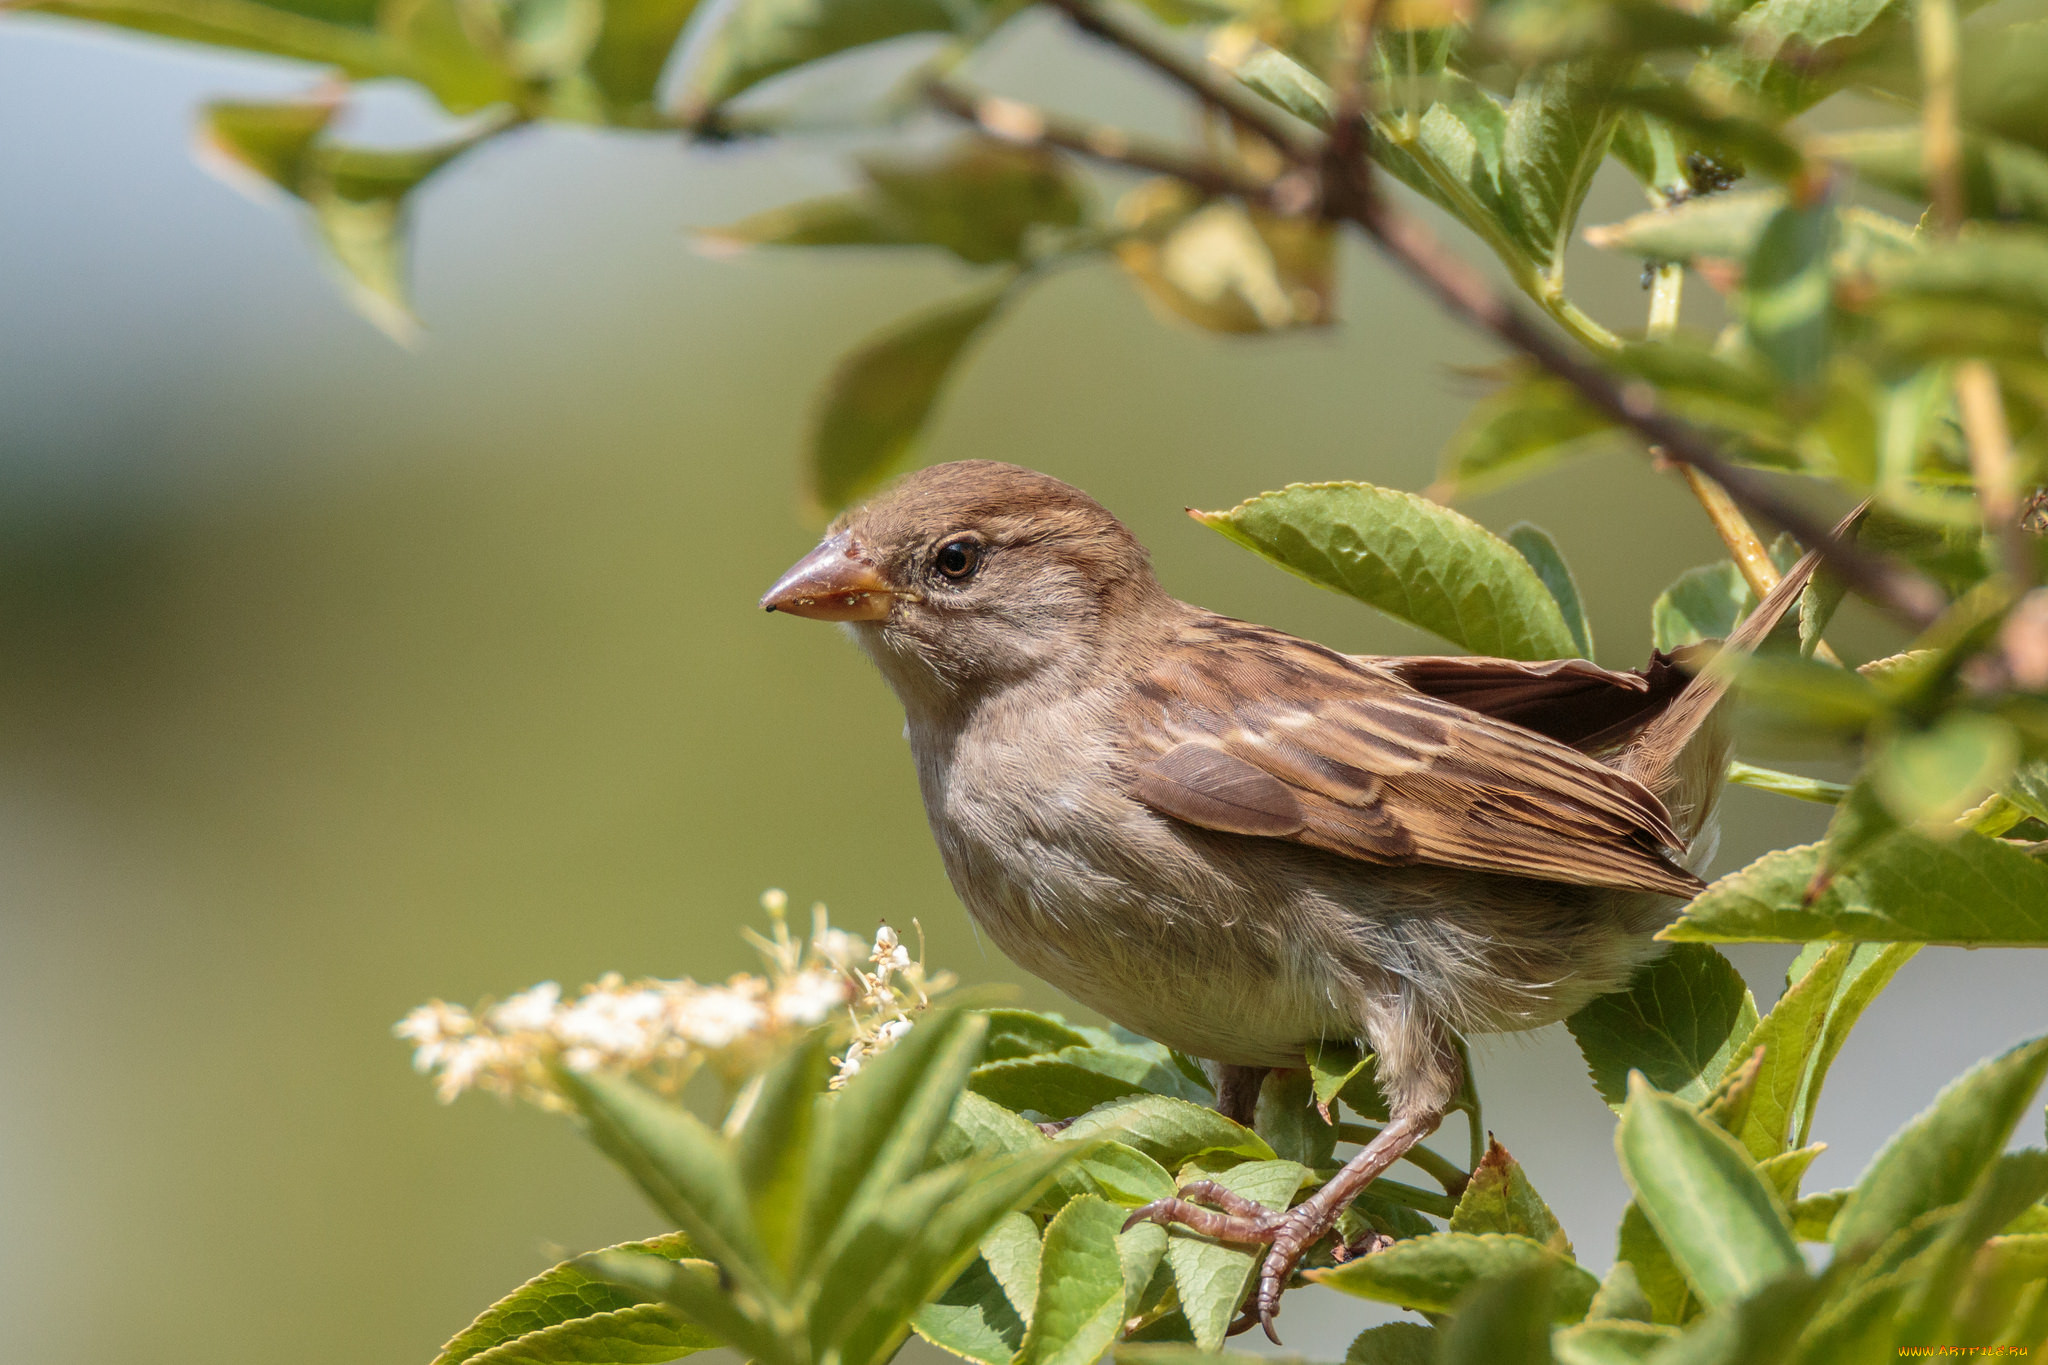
[978,1207,1041,1324]
[1503,59,1620,275]
[1652,561,1753,653]
[680,0,972,109]
[1895,1150,2048,1347]
[1616,1078,1801,1309]
[1194,482,1578,660]
[1614,1203,1693,1325]
[1550,1318,1678,1364]
[1059,1094,1276,1167]
[1833,1036,2048,1254]
[1507,524,1594,658]
[1018,1196,1128,1365]
[1451,1139,1571,1257]
[1229,42,1336,127]
[574,1252,781,1362]
[461,1304,717,1365]
[1310,1232,1597,1321]
[1117,1220,1168,1310]
[1166,1160,1308,1349]
[912,1253,1027,1365]
[1076,1141,1177,1207]
[1567,945,1760,1110]
[1697,0,1913,117]
[433,1233,711,1365]
[1056,1043,1212,1105]
[1661,833,2048,944]
[935,1088,1044,1165]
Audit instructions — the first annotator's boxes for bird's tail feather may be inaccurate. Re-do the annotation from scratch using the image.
[1622,501,1871,833]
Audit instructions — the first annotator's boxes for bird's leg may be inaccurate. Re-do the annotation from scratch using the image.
[1212,1063,1268,1127]
[1247,1106,1442,1338]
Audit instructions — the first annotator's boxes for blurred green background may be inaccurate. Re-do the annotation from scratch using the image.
[2,18,2044,1365]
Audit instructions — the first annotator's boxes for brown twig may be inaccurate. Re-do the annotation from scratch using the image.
[1038,0,1949,631]
[924,80,1277,203]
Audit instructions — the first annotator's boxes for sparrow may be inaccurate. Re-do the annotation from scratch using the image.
[761,460,1820,1337]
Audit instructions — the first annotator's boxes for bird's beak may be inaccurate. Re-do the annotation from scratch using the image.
[760,532,895,621]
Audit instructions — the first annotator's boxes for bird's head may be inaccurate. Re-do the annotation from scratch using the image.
[760,461,1169,706]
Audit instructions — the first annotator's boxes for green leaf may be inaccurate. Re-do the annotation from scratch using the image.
[810,276,1013,513]
[1114,195,1335,334]
[433,1233,713,1365]
[1437,1262,1557,1365]
[1059,1095,1276,1168]
[1017,1196,1128,1365]
[1310,1232,1597,1321]
[1743,199,1833,393]
[1789,1189,1845,1240]
[1193,482,1578,660]
[680,0,972,110]
[1719,946,1853,1160]
[1502,59,1621,275]
[18,0,394,76]
[1567,945,1760,1110]
[1895,1150,2048,1346]
[1870,713,2023,833]
[979,1209,1041,1324]
[1307,1040,1391,1121]
[584,0,705,114]
[981,1010,1095,1061]
[829,1145,1079,1365]
[1055,1043,1212,1105]
[1819,126,2048,228]
[1230,42,1336,127]
[1651,561,1752,653]
[1344,1321,1438,1363]
[1550,1319,1678,1364]
[555,1072,770,1293]
[1614,1203,1692,1325]
[1832,1035,2048,1254]
[1874,226,2048,323]
[969,1057,1148,1119]
[1166,1160,1307,1349]
[1435,371,1612,499]
[1074,1142,1178,1207]
[1451,1139,1572,1256]
[1641,1271,1825,1365]
[1697,0,1914,117]
[574,1251,782,1362]
[1507,524,1594,658]
[1255,1067,1337,1168]
[734,1034,827,1275]
[1615,1078,1801,1309]
[1789,943,1916,1148]
[912,1254,1027,1365]
[703,139,1085,267]
[936,1088,1044,1164]
[1661,833,2048,944]
[1586,1259,1655,1323]
[803,1009,989,1272]
[1585,191,1778,263]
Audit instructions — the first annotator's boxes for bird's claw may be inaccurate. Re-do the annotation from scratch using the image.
[1124,1182,1373,1345]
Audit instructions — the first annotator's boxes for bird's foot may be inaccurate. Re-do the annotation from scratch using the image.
[1122,1182,1360,1344]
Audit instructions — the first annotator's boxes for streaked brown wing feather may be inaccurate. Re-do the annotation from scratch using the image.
[1377,652,1702,751]
[1126,618,1705,898]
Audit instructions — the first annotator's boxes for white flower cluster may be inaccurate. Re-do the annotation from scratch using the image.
[394,892,950,1109]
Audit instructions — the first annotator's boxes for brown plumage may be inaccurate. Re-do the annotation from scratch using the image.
[761,460,1821,1338]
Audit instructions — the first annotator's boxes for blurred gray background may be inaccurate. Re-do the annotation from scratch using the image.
[1,18,2042,1364]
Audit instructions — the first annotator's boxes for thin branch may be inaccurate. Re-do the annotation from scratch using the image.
[1038,0,1313,158]
[1038,0,1949,630]
[1917,0,2035,588]
[925,80,1275,203]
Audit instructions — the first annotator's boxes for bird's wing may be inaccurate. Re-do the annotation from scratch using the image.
[1371,651,1706,752]
[1125,618,1706,898]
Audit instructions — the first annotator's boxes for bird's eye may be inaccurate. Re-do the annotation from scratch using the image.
[934,537,981,581]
